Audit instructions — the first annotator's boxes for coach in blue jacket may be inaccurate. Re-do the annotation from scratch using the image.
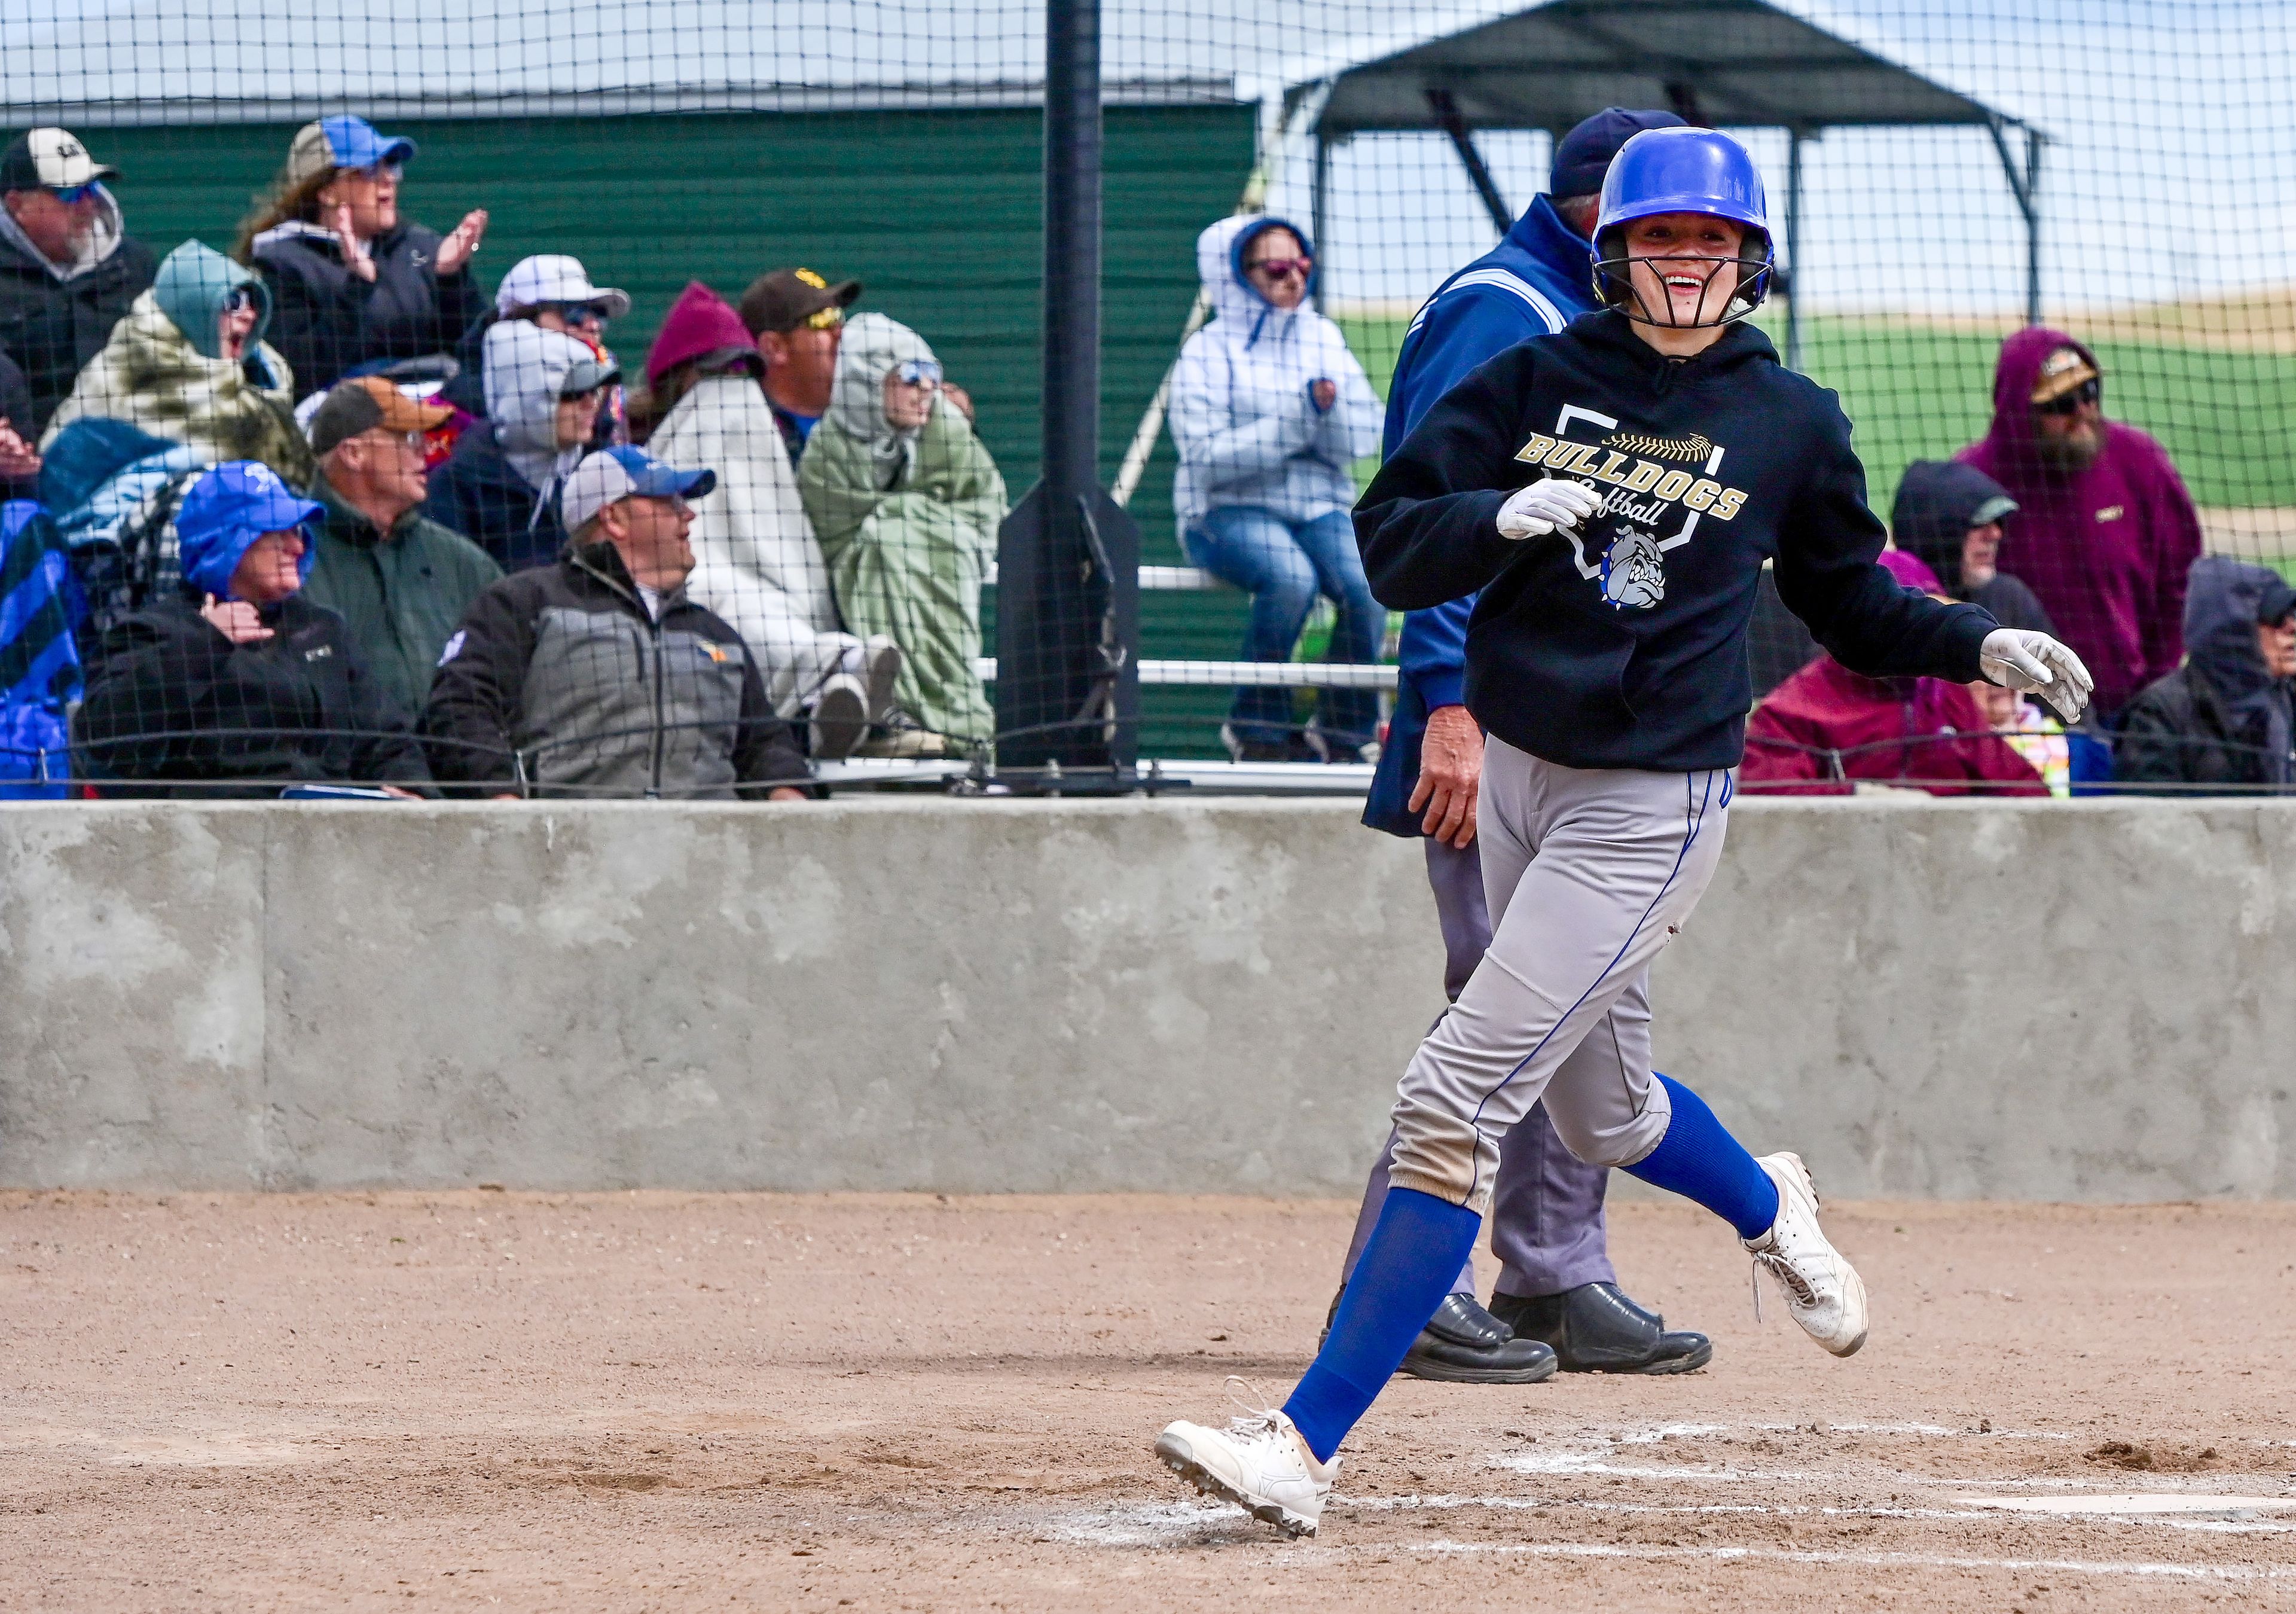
[1341,108,1712,1380]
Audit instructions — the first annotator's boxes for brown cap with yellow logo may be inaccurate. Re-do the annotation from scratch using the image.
[737,267,863,337]
[2030,344,2100,405]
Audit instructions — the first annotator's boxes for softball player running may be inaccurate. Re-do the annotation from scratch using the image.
[1152,127,2091,1538]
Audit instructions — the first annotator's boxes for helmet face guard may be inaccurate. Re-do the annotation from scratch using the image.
[1592,223,1774,328]
[1587,128,1776,329]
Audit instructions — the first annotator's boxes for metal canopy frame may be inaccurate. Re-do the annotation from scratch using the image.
[1293,0,2048,361]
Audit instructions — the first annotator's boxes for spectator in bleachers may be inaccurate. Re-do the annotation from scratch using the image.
[1890,460,2055,634]
[1740,550,2047,797]
[797,313,1003,756]
[301,377,503,716]
[41,239,311,486]
[740,267,861,464]
[237,117,488,399]
[0,127,157,434]
[640,282,900,760]
[1956,330,2202,723]
[75,460,429,795]
[0,349,37,500]
[423,446,810,798]
[444,255,628,444]
[422,326,613,573]
[2117,556,2295,792]
[1171,215,1384,761]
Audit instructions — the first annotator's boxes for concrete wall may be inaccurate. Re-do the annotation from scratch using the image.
[2,798,2289,1200]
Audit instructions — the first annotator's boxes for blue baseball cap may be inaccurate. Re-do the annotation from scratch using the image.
[287,115,419,184]
[560,446,716,535]
[176,462,322,600]
[1550,108,1687,200]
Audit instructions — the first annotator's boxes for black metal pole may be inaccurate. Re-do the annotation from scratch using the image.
[1042,0,1100,518]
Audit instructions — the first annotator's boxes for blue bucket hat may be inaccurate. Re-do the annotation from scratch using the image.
[176,462,322,600]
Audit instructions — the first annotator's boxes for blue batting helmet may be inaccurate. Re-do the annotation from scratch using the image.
[1590,127,1775,326]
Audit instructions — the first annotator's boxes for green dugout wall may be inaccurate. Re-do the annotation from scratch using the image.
[90,103,1267,756]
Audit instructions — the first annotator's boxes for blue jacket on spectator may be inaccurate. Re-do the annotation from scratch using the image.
[1362,194,1597,835]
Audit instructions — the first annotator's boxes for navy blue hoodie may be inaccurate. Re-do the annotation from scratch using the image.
[1357,310,1996,772]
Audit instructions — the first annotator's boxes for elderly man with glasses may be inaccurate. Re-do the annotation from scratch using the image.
[0,127,159,433]
[302,376,505,716]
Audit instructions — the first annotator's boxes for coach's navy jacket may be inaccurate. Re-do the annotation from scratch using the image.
[1356,310,1996,773]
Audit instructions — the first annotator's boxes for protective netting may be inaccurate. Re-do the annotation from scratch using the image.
[1,0,2289,798]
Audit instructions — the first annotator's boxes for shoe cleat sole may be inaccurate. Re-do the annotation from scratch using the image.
[1396,1350,1558,1386]
[1152,1431,1318,1538]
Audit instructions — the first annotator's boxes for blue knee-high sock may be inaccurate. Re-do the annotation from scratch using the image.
[1622,1075,1780,1240]
[1283,1186,1480,1464]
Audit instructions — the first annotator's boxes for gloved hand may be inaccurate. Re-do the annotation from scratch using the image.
[1979,628,2093,724]
[1496,477,1604,542]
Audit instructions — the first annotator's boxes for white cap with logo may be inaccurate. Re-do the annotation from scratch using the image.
[495,254,632,320]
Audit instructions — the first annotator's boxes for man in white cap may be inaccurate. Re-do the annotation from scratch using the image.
[0,127,157,431]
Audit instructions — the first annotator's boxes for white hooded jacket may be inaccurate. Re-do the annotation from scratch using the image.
[1168,214,1382,538]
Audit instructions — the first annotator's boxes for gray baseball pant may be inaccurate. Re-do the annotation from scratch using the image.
[1386,739,1735,1215]
[1340,837,1619,1299]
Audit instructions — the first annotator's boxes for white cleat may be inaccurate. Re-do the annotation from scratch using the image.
[1744,1152,1868,1357]
[1153,1384,1337,1538]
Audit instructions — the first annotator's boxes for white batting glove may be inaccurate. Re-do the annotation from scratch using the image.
[1979,628,2093,725]
[1496,477,1604,542]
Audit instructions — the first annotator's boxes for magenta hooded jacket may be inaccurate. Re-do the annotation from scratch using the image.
[1956,327,2202,715]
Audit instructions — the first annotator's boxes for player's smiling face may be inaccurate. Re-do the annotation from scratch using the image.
[1622,213,1745,328]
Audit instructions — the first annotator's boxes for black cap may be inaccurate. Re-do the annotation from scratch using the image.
[1,127,121,192]
[1550,108,1688,199]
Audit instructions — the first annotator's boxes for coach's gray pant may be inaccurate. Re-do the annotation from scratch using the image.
[1387,739,1735,1215]
[1341,836,1619,1299]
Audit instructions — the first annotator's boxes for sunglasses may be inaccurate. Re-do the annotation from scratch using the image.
[893,359,943,388]
[1248,257,1311,280]
[347,162,404,184]
[48,181,104,205]
[2035,378,2101,416]
[222,286,259,314]
[541,301,607,328]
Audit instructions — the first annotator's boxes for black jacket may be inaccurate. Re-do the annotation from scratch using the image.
[420,420,568,573]
[0,229,158,434]
[2116,663,2280,791]
[1356,312,1996,771]
[75,591,430,796]
[0,349,34,501]
[422,541,810,798]
[251,221,488,397]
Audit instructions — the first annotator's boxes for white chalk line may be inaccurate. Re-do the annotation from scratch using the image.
[1339,1491,2296,1536]
[1400,1539,2296,1582]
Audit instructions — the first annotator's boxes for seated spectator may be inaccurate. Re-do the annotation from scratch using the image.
[238,116,488,399]
[797,313,1004,756]
[2117,556,2295,792]
[0,347,38,499]
[1967,672,2072,795]
[1171,215,1384,761]
[442,255,628,441]
[422,327,613,573]
[1741,551,2047,797]
[640,281,899,759]
[41,239,310,485]
[423,446,810,799]
[301,376,503,715]
[0,496,81,798]
[0,127,158,433]
[1889,460,2056,634]
[738,267,861,463]
[75,460,429,796]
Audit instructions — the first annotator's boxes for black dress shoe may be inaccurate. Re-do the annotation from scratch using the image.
[1490,1282,1713,1375]
[1322,1287,1558,1385]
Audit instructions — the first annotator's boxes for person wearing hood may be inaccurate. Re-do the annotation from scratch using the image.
[75,459,429,795]
[641,282,900,759]
[1170,213,1384,761]
[798,312,1004,754]
[422,324,615,573]
[0,127,160,434]
[2117,556,2296,792]
[41,239,311,486]
[237,116,489,399]
[1741,550,2049,796]
[1890,459,2055,634]
[1955,329,2202,721]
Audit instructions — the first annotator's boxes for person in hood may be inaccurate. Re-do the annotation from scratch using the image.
[1955,330,2202,721]
[1153,127,2095,1540]
[1170,214,1383,761]
[2117,556,2296,791]
[641,282,900,759]
[236,116,489,399]
[0,127,159,434]
[1890,459,2054,634]
[75,460,429,795]
[41,239,311,486]
[797,312,1003,755]
[422,324,615,572]
[1741,550,2048,795]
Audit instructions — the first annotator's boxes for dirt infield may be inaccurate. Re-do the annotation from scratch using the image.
[4,1191,2294,1612]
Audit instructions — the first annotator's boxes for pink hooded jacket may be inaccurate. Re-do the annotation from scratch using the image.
[1956,327,2202,715]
